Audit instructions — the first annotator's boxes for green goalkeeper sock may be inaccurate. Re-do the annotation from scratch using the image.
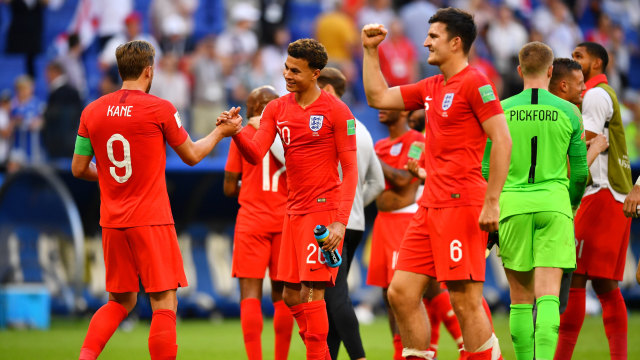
[510,303,534,360]
[535,295,561,360]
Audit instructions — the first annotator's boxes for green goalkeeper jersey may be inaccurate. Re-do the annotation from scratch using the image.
[482,88,588,220]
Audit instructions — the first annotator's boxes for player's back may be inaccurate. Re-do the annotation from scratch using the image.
[79,89,187,227]
[498,88,582,217]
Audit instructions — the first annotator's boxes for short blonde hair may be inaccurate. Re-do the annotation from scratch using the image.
[519,42,554,76]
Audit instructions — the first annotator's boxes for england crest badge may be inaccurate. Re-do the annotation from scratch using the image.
[390,143,403,156]
[309,115,324,131]
[442,93,455,110]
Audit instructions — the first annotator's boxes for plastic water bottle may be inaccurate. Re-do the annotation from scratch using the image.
[313,225,342,268]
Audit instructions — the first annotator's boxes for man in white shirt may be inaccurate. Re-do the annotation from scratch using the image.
[555,41,631,360]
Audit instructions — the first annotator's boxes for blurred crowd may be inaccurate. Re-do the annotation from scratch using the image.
[0,0,639,173]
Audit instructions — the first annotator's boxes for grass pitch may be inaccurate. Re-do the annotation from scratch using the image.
[1,313,639,359]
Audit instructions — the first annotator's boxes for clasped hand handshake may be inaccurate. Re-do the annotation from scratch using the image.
[216,106,244,137]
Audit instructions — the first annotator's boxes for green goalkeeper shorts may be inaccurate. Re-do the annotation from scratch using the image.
[499,211,576,272]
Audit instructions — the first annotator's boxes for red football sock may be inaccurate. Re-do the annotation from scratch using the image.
[482,297,493,328]
[304,300,329,360]
[290,303,307,344]
[465,348,493,360]
[423,297,440,356]
[240,298,263,360]
[554,288,586,360]
[79,301,128,360]
[393,333,404,360]
[431,292,464,348]
[148,309,177,360]
[598,288,627,360]
[273,300,293,360]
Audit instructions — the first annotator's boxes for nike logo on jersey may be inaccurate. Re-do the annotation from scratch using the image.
[276,120,288,125]
[425,96,432,101]
[310,267,322,272]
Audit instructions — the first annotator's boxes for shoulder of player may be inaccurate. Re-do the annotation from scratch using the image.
[583,87,612,105]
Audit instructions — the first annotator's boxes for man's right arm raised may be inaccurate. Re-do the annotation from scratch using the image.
[361,24,406,110]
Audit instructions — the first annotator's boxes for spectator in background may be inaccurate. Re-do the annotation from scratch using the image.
[56,33,87,100]
[42,61,83,159]
[160,14,194,57]
[100,12,161,71]
[216,2,260,108]
[586,12,612,47]
[0,91,14,171]
[378,18,417,87]
[545,0,583,58]
[8,75,45,171]
[150,53,191,128]
[399,0,438,78]
[189,36,226,140]
[5,0,47,77]
[261,26,290,95]
[93,0,133,49]
[486,5,528,75]
[259,0,289,45]
[357,0,395,30]
[314,3,359,86]
[150,0,198,43]
[237,49,282,103]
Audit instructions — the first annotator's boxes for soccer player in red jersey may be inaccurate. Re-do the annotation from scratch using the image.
[71,40,235,360]
[224,86,293,360]
[218,39,358,360]
[362,7,512,360]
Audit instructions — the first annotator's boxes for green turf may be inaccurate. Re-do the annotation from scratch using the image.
[1,313,639,359]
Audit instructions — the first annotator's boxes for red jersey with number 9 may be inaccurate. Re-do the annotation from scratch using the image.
[225,125,288,233]
[77,89,188,228]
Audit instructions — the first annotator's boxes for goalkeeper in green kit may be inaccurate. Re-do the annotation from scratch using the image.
[481,42,588,360]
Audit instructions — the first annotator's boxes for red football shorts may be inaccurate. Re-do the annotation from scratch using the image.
[232,231,283,280]
[574,189,631,280]
[396,206,487,282]
[367,211,414,288]
[102,225,188,293]
[278,210,341,286]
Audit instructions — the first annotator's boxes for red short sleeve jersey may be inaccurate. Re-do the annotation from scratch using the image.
[225,126,287,233]
[375,129,425,190]
[77,89,188,227]
[260,90,357,214]
[399,66,503,207]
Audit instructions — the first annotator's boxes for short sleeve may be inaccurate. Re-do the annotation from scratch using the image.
[465,73,503,123]
[399,78,428,111]
[333,103,357,153]
[581,88,612,134]
[225,140,243,173]
[77,109,89,138]
[157,100,189,148]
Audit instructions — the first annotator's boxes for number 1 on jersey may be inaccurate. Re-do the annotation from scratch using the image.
[528,136,538,184]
